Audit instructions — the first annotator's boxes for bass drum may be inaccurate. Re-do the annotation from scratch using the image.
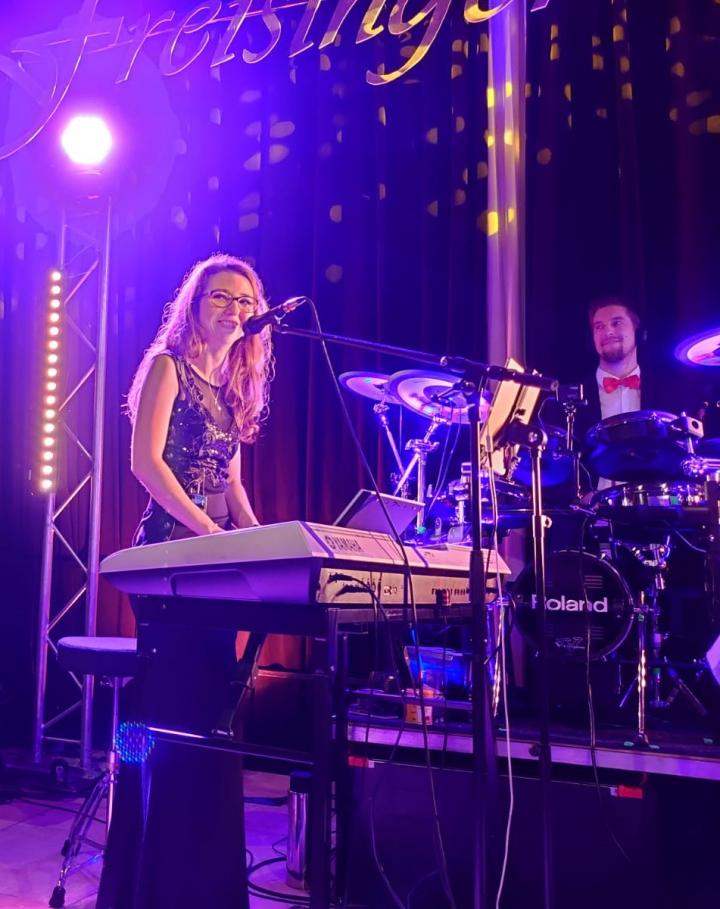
[513,550,634,661]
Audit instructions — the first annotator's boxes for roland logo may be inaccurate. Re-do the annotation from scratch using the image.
[531,594,608,613]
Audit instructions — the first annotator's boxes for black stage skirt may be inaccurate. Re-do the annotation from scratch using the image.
[96,500,249,909]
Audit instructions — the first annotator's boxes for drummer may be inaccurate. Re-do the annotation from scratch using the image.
[589,297,641,425]
[578,295,663,489]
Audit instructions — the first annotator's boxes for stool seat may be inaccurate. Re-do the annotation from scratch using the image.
[57,636,138,678]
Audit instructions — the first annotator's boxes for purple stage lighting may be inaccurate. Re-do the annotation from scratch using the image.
[60,115,113,166]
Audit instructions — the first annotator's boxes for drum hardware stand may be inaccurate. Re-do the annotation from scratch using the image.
[392,417,444,532]
[670,414,704,453]
[619,540,710,742]
[372,400,407,494]
[704,470,720,611]
[447,462,473,530]
[557,383,586,500]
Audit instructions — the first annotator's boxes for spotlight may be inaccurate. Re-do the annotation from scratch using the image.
[60,115,113,167]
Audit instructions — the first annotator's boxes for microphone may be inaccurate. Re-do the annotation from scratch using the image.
[243,296,308,336]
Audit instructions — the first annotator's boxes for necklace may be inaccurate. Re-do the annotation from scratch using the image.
[209,380,224,411]
[188,362,225,412]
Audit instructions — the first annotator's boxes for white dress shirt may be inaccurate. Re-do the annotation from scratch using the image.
[596,365,641,420]
[596,366,641,489]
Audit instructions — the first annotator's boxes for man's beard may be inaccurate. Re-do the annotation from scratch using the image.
[601,346,625,363]
[600,341,634,364]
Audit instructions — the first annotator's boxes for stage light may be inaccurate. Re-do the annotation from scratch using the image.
[39,270,63,493]
[115,722,156,764]
[60,115,113,167]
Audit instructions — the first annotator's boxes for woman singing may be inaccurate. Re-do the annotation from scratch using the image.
[127,252,272,542]
[97,253,273,909]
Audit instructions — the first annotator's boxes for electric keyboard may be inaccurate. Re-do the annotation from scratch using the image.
[100,521,508,606]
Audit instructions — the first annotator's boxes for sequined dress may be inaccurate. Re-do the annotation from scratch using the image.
[134,352,241,543]
[97,352,249,909]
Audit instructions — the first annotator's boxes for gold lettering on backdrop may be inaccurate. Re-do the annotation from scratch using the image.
[463,0,515,23]
[241,0,282,63]
[368,0,453,84]
[0,0,519,159]
[288,0,323,57]
[211,0,253,66]
[355,0,386,43]
[116,11,177,82]
[318,0,385,49]
[158,2,223,76]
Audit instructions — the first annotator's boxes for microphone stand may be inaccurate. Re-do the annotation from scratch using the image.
[273,320,557,908]
[504,421,554,909]
[466,388,496,909]
[274,323,557,391]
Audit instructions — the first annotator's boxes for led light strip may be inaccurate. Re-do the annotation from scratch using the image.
[39,269,62,492]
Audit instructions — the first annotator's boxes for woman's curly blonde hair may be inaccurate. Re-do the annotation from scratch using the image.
[126,253,274,443]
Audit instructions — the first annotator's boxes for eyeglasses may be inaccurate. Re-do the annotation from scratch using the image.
[202,290,256,311]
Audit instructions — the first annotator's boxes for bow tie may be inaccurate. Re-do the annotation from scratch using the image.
[602,373,641,393]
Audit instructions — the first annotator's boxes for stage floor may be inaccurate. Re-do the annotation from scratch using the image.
[0,769,298,909]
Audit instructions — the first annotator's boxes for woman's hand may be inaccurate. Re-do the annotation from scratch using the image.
[199,520,225,535]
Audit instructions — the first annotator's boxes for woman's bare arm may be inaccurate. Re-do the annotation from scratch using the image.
[131,355,223,535]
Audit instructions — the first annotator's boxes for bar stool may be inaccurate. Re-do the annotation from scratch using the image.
[49,636,138,909]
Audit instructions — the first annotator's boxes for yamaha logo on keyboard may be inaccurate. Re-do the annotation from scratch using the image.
[322,533,364,554]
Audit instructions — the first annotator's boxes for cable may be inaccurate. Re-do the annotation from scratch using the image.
[494,582,515,909]
[247,854,311,904]
[485,442,515,909]
[328,573,427,909]
[308,299,458,909]
[272,835,287,858]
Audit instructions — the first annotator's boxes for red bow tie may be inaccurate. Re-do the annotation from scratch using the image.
[602,373,641,393]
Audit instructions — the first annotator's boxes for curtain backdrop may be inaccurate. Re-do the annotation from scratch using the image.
[526,0,720,405]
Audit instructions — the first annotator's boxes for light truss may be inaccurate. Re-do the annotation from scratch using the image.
[33,197,112,770]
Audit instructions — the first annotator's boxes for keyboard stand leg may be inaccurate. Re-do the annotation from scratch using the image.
[212,632,266,738]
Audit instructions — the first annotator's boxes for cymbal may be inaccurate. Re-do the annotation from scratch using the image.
[674,327,720,367]
[386,369,489,425]
[339,371,399,403]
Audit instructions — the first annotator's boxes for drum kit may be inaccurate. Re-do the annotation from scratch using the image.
[340,327,720,742]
